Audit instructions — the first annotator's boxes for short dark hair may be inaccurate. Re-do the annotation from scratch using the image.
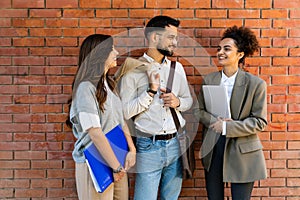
[221,25,259,65]
[144,15,180,39]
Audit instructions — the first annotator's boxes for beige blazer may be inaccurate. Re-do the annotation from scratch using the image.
[197,69,268,183]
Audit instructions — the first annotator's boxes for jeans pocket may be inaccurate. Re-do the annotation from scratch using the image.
[136,137,153,152]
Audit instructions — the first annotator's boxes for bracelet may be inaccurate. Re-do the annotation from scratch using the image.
[147,88,157,95]
[113,164,123,173]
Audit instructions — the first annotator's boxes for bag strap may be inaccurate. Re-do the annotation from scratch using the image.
[166,61,181,131]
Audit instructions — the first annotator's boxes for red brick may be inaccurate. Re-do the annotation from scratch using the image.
[0,19,11,27]
[212,0,243,8]
[212,19,243,27]
[47,188,77,198]
[0,85,29,94]
[14,132,45,141]
[15,188,46,198]
[30,28,62,37]
[13,38,44,46]
[162,9,194,18]
[13,0,44,8]
[271,187,300,196]
[14,76,45,84]
[31,142,62,151]
[274,0,300,8]
[46,38,78,47]
[196,10,226,18]
[0,142,29,150]
[13,57,45,66]
[14,151,45,160]
[245,19,271,28]
[46,0,78,8]
[290,48,300,57]
[31,123,62,132]
[146,0,177,8]
[30,9,61,17]
[31,160,62,169]
[265,159,286,169]
[113,0,144,8]
[272,132,300,141]
[0,48,28,56]
[30,47,62,56]
[179,0,210,8]
[0,28,28,37]
[0,9,28,17]
[0,104,29,113]
[0,170,13,179]
[46,19,78,27]
[0,179,29,188]
[290,29,300,37]
[246,0,272,8]
[274,19,300,28]
[79,19,110,27]
[80,0,110,8]
[262,10,288,18]
[274,38,300,47]
[289,67,300,75]
[129,9,161,18]
[14,95,45,104]
[0,0,11,8]
[112,19,144,28]
[31,179,63,188]
[48,56,77,66]
[0,114,12,123]
[181,19,210,28]
[63,28,95,36]
[13,19,44,27]
[288,141,300,150]
[262,29,288,37]
[290,10,300,18]
[0,38,11,46]
[47,76,74,85]
[261,48,288,57]
[273,58,300,66]
[287,178,300,187]
[63,9,94,18]
[96,9,128,18]
[272,151,300,160]
[229,10,260,18]
[30,85,62,94]
[31,105,62,113]
[0,161,29,169]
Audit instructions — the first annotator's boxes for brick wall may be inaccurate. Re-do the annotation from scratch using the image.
[0,0,299,199]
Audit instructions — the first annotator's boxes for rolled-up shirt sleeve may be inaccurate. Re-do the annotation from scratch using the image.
[78,112,101,133]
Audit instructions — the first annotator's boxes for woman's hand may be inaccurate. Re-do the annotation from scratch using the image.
[124,151,136,171]
[209,117,232,134]
[113,169,126,182]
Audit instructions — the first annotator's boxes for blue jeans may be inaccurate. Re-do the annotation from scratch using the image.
[134,136,182,200]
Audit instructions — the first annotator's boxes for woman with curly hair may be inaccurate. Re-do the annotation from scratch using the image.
[67,34,136,200]
[197,26,267,199]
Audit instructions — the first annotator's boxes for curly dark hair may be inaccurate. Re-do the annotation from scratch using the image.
[221,25,260,65]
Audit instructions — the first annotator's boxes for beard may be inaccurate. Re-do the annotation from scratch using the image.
[157,44,174,56]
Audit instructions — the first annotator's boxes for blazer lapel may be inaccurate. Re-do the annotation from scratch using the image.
[230,70,248,120]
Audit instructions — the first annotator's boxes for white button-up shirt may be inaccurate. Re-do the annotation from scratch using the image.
[119,53,193,135]
[220,69,238,135]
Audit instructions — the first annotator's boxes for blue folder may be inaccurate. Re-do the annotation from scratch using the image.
[83,124,129,193]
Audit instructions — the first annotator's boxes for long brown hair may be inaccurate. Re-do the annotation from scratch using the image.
[66,34,116,128]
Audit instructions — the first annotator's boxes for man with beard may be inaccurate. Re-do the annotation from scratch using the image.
[119,15,193,200]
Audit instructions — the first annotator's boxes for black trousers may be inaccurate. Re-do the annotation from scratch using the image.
[205,135,254,200]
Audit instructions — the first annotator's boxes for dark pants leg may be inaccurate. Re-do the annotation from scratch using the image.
[231,182,254,200]
[204,135,226,200]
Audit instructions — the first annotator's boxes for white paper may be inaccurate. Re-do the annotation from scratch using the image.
[202,85,231,118]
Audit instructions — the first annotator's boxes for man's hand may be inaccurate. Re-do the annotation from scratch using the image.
[160,88,180,108]
[147,70,160,91]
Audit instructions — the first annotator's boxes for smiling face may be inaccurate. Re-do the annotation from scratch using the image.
[104,46,119,72]
[155,25,178,56]
[217,38,244,70]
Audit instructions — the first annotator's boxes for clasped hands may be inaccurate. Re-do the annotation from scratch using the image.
[113,151,136,182]
[147,70,180,108]
[209,117,232,134]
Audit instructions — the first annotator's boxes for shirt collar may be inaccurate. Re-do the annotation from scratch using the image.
[143,53,169,65]
[221,69,238,85]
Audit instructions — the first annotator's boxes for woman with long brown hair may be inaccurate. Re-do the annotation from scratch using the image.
[67,34,136,199]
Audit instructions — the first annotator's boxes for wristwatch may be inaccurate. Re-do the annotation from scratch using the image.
[147,88,157,95]
[113,164,123,173]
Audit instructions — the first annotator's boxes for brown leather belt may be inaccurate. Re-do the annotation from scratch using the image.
[137,131,177,141]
